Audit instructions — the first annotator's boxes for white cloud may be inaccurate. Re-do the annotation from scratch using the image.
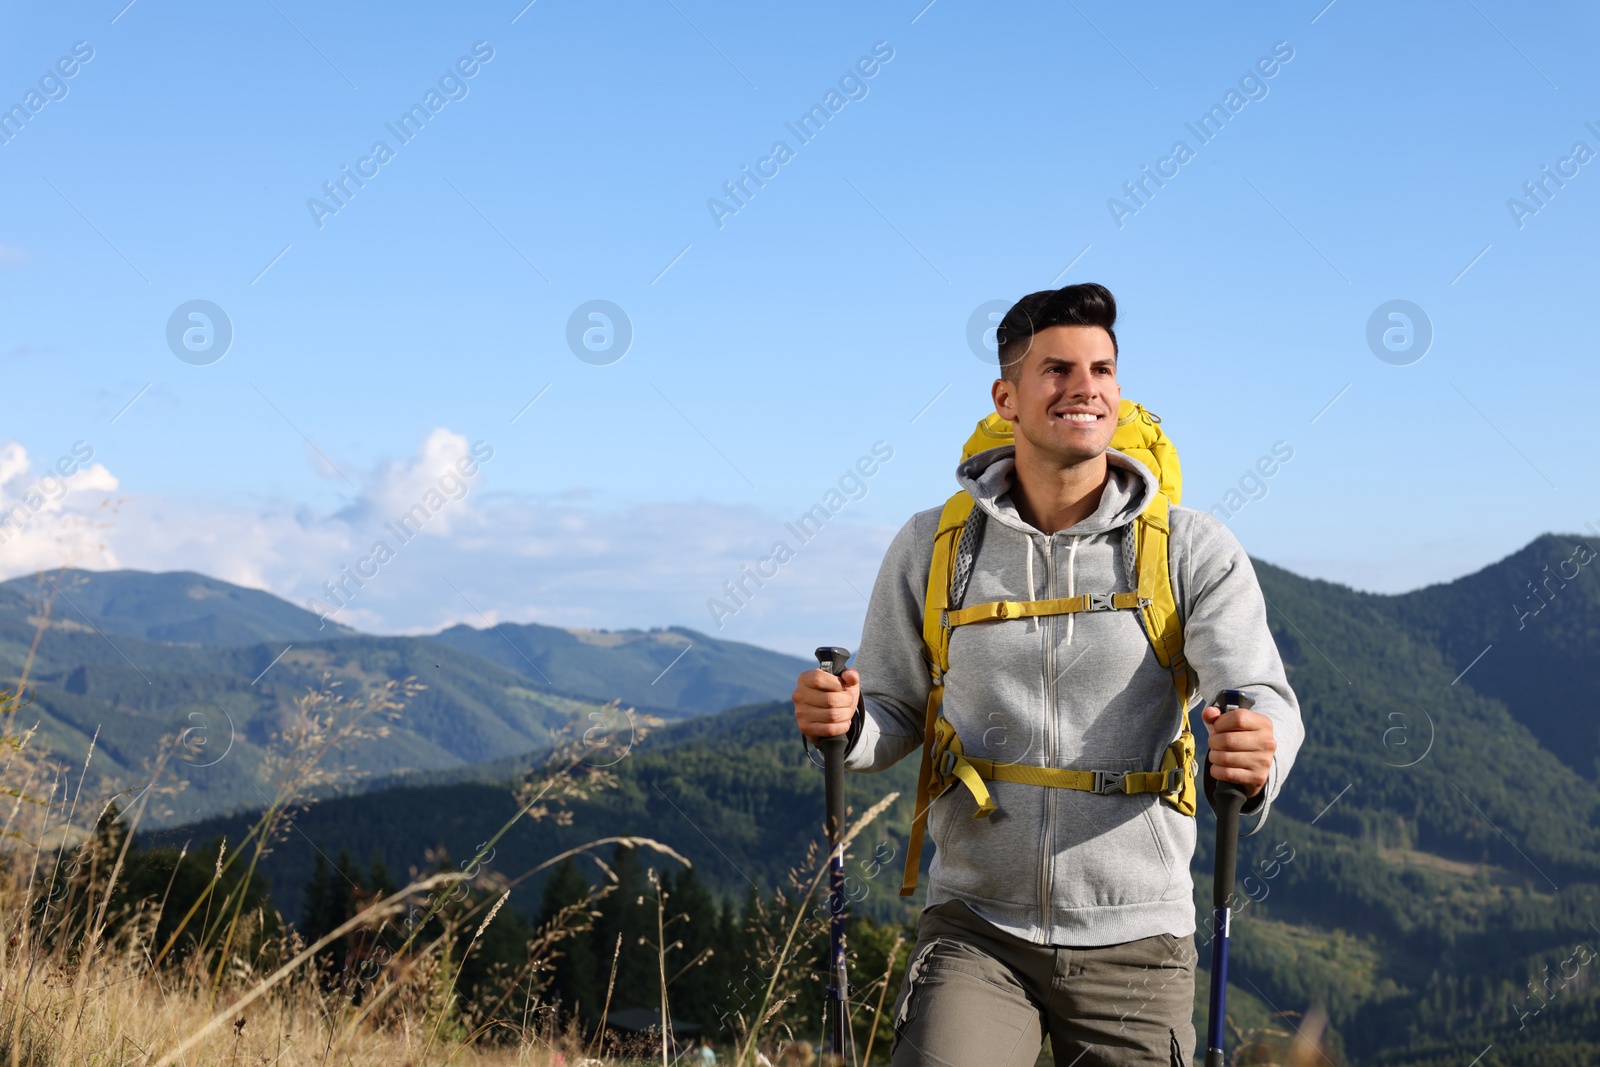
[0,431,896,657]
[0,440,121,574]
[329,427,482,538]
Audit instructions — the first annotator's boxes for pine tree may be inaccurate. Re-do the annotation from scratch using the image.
[708,894,743,1036]
[453,888,535,1029]
[299,854,334,942]
[299,848,362,988]
[538,857,600,1016]
[593,844,654,1013]
[668,866,720,1026]
[367,852,395,896]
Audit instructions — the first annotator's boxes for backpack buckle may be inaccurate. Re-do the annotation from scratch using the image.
[1086,593,1116,611]
[1093,770,1127,795]
[939,750,957,776]
[1162,766,1184,794]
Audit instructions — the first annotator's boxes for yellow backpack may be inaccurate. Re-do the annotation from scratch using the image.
[900,399,1198,896]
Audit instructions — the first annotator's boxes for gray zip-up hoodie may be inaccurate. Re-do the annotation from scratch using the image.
[846,445,1303,947]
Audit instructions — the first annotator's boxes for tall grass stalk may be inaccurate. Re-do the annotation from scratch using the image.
[858,933,903,1067]
[734,791,899,1067]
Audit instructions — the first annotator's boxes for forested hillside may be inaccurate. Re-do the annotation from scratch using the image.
[144,532,1600,1064]
[1379,533,1600,783]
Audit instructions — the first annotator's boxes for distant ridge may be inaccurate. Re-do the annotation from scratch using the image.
[0,568,812,715]
[0,569,359,646]
[429,620,813,716]
[0,568,814,828]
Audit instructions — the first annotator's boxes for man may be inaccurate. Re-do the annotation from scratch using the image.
[792,283,1302,1066]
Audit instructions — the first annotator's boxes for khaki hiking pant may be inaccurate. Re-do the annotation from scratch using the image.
[888,900,1197,1067]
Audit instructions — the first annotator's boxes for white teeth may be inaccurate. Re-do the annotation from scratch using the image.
[1060,413,1097,422]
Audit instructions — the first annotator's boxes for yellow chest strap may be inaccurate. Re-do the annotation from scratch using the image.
[945,591,1147,627]
[927,716,1188,818]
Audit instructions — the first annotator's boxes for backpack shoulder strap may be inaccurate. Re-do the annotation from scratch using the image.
[920,492,975,674]
[1133,493,1192,704]
[1133,493,1200,815]
[900,491,974,896]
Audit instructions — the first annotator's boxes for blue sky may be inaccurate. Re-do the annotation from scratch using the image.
[2,0,1597,656]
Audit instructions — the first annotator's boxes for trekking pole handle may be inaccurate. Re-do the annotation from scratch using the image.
[815,646,851,677]
[1208,689,1253,907]
[814,647,852,846]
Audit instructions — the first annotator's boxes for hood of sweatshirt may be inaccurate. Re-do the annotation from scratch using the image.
[954,445,1160,538]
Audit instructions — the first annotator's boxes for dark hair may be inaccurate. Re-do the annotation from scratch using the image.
[995,282,1118,378]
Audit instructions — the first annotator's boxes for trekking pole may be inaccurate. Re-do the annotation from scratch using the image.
[814,646,853,1067]
[1204,689,1254,1067]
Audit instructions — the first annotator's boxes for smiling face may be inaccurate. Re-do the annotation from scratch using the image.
[991,324,1120,468]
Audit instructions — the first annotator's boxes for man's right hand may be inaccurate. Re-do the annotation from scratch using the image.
[793,667,861,741]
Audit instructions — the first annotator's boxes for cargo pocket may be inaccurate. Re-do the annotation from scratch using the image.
[889,938,939,1055]
[896,940,953,1055]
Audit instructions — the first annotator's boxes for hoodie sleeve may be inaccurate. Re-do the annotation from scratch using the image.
[844,508,943,773]
[1173,508,1305,836]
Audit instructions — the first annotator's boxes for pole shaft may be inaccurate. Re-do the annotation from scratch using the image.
[812,646,853,1063]
[1204,690,1251,1063]
[819,733,848,1058]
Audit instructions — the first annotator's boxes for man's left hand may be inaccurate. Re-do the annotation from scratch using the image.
[1201,702,1277,797]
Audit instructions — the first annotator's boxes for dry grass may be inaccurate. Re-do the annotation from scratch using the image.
[0,572,647,1065]
[0,940,579,1066]
[0,673,691,1065]
[0,574,902,1066]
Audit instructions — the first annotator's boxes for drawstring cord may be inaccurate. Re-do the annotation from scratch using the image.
[1065,535,1081,645]
[1024,536,1038,633]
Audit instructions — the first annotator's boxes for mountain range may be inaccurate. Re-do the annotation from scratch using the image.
[9,530,1600,1064]
[0,568,812,827]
